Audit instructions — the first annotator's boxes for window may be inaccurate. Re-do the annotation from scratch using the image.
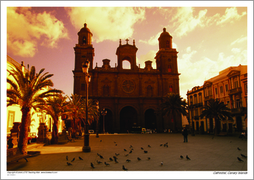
[168,65,172,72]
[194,95,197,104]
[234,81,238,89]
[225,84,228,92]
[215,88,218,95]
[81,83,86,91]
[122,60,131,69]
[190,96,193,105]
[198,93,202,103]
[236,99,241,108]
[220,86,223,94]
[166,40,170,48]
[8,111,15,128]
[169,85,173,92]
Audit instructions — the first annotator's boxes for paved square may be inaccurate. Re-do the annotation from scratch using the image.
[6,133,248,178]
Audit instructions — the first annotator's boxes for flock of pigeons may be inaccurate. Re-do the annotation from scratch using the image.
[65,141,195,171]
[65,139,247,170]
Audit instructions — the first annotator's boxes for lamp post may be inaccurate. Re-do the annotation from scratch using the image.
[82,60,91,152]
[101,108,107,134]
[95,100,99,138]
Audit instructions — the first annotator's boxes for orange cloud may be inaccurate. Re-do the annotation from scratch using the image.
[216,7,246,25]
[65,7,145,42]
[7,7,68,57]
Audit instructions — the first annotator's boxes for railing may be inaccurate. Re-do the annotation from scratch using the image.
[228,87,242,95]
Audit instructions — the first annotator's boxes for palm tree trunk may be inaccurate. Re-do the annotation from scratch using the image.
[18,106,30,154]
[51,117,59,144]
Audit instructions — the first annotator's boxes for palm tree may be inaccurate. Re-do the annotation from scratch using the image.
[66,94,84,137]
[161,93,187,132]
[37,94,68,144]
[7,62,62,154]
[200,99,233,135]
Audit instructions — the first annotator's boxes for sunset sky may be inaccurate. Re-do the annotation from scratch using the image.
[2,2,252,100]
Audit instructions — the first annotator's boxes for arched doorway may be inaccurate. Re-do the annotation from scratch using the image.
[144,109,157,130]
[120,106,138,133]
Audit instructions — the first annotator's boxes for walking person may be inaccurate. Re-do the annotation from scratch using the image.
[182,127,188,143]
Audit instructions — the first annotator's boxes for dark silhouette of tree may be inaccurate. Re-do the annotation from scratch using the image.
[161,93,187,132]
[200,99,233,135]
[7,62,62,154]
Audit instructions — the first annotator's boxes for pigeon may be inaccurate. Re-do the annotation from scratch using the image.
[71,158,75,162]
[66,156,68,161]
[237,147,241,151]
[91,162,95,168]
[114,141,117,144]
[79,156,83,160]
[161,161,163,166]
[125,154,129,157]
[147,157,151,160]
[241,154,247,158]
[122,165,128,171]
[115,144,117,146]
[124,149,127,151]
[67,162,72,166]
[104,162,110,166]
[129,150,133,154]
[141,147,144,150]
[237,157,244,162]
[164,144,168,147]
[180,155,183,159]
[97,160,102,164]
[160,144,163,146]
[114,159,119,163]
[148,145,151,148]
[113,156,118,160]
[126,159,131,162]
[137,157,141,161]
[100,140,102,142]
[115,153,120,156]
[144,150,148,153]
[130,145,133,148]
[97,153,101,156]
[99,155,104,159]
[109,157,113,161]
[186,155,191,160]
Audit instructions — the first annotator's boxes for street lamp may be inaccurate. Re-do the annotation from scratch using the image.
[101,108,107,134]
[95,100,99,138]
[82,60,91,152]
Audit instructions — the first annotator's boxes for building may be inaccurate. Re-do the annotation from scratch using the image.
[187,64,247,134]
[7,55,64,140]
[73,24,181,133]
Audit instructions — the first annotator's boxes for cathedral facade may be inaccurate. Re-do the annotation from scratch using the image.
[73,23,181,133]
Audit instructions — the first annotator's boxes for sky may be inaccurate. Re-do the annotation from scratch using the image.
[2,1,252,101]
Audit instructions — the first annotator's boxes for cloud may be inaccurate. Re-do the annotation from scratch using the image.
[231,36,247,46]
[171,7,207,37]
[65,7,145,43]
[138,50,157,68]
[216,7,247,25]
[7,7,68,57]
[171,7,246,38]
[179,46,247,99]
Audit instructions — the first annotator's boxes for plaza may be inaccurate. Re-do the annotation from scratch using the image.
[6,133,248,177]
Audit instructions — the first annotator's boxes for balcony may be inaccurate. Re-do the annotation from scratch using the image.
[228,87,242,95]
[204,95,213,101]
[231,107,247,115]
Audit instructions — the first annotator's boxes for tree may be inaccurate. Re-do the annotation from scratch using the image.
[7,62,62,154]
[200,99,233,135]
[161,93,187,132]
[37,94,68,144]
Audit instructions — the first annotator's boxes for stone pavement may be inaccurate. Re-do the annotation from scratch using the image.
[5,133,250,179]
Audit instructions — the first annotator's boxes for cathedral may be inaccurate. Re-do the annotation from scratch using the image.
[73,23,181,133]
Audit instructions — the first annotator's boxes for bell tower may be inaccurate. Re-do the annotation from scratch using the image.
[155,28,178,74]
[73,23,94,94]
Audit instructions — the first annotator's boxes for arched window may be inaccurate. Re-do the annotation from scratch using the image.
[82,37,87,44]
[168,65,172,72]
[166,40,170,48]
[169,85,173,92]
[122,60,131,69]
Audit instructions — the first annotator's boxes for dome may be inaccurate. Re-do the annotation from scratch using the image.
[158,28,171,40]
[78,23,93,35]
